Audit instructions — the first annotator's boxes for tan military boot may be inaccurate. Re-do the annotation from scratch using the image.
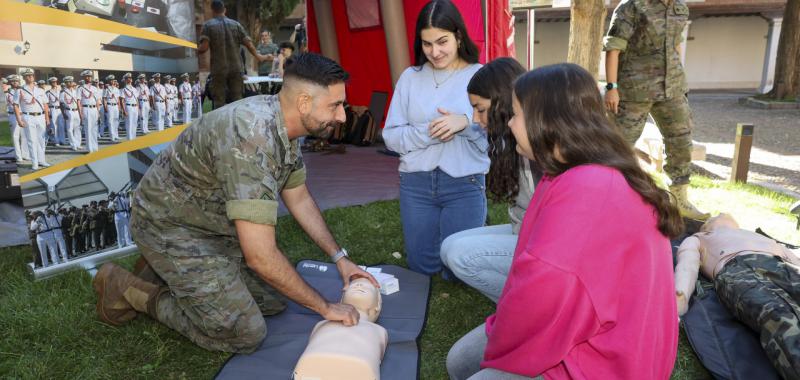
[132,256,165,286]
[670,184,710,221]
[93,263,160,325]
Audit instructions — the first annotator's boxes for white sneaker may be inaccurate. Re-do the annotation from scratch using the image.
[40,162,51,168]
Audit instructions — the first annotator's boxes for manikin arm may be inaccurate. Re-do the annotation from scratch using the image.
[674,236,702,316]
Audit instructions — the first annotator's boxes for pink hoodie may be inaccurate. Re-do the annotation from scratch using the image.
[482,164,678,379]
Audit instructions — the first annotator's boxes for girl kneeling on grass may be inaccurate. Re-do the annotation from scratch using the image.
[440,57,540,303]
[446,63,683,379]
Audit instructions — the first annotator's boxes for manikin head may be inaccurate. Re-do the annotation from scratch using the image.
[341,278,382,323]
[701,213,740,232]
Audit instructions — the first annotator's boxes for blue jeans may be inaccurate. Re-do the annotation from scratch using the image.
[399,169,487,276]
[440,224,517,302]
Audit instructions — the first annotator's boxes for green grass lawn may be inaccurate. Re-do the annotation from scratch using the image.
[0,120,10,147]
[2,177,797,379]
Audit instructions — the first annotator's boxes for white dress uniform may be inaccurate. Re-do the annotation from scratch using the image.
[47,213,69,262]
[151,82,166,132]
[104,86,121,141]
[46,86,66,146]
[179,81,193,124]
[192,82,203,118]
[167,83,178,127]
[138,83,151,134]
[96,88,107,138]
[122,84,140,140]
[78,83,101,152]
[6,88,30,161]
[112,194,134,249]
[15,84,50,169]
[31,214,59,266]
[61,87,81,150]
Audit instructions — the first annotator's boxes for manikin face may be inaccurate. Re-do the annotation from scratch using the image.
[468,94,490,130]
[509,93,534,160]
[420,27,460,70]
[701,213,740,232]
[342,278,382,322]
[300,83,346,139]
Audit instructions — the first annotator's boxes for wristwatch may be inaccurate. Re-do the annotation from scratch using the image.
[605,82,618,90]
[332,248,349,263]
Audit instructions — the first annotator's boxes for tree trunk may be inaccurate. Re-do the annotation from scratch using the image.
[769,0,800,100]
[567,0,607,79]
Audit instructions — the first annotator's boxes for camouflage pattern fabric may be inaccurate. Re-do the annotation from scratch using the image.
[715,254,800,380]
[200,16,250,76]
[130,95,306,353]
[611,95,693,184]
[603,0,689,102]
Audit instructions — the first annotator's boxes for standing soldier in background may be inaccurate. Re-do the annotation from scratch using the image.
[77,70,101,153]
[47,209,69,263]
[121,73,140,140]
[46,77,66,147]
[30,211,58,266]
[97,81,107,139]
[103,75,122,142]
[151,73,166,132]
[192,77,203,118]
[73,207,87,255]
[60,208,73,259]
[61,76,81,151]
[95,200,109,251]
[256,31,278,76]
[87,201,99,251]
[603,0,708,220]
[13,68,51,170]
[104,199,117,248]
[111,191,133,249]
[5,75,30,163]
[36,80,50,147]
[164,75,177,128]
[137,74,151,135]
[197,0,270,109]
[179,73,193,124]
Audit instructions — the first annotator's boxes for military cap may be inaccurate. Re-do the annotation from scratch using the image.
[169,76,176,81]
[20,67,34,76]
[106,74,115,81]
[37,80,45,85]
[48,77,58,83]
[163,74,172,80]
[122,73,132,79]
[137,73,146,79]
[180,73,189,79]
[152,73,161,79]
[80,69,93,77]
[9,75,20,82]
[63,76,74,82]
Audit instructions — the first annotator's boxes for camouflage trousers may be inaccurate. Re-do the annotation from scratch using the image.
[611,96,693,185]
[715,253,800,379]
[132,224,287,354]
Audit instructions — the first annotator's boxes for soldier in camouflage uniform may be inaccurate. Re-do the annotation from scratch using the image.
[603,0,708,220]
[93,53,378,353]
[674,213,800,378]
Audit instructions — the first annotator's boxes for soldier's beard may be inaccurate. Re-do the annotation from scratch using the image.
[301,114,338,139]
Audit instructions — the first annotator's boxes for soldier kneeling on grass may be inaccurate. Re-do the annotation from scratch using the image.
[92,53,378,353]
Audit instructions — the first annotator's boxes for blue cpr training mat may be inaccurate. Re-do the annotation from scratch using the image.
[215,260,431,380]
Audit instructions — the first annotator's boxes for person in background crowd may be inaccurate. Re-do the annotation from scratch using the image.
[256,30,278,76]
[271,42,295,78]
[192,77,204,118]
[61,76,82,151]
[5,75,31,163]
[103,75,122,142]
[46,77,67,147]
[179,73,193,124]
[137,74,151,135]
[77,70,101,153]
[121,73,140,140]
[14,68,51,170]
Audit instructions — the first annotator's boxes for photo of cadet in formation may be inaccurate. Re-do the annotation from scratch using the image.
[25,189,134,269]
[2,67,204,174]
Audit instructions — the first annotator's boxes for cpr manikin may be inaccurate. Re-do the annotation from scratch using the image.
[293,278,388,380]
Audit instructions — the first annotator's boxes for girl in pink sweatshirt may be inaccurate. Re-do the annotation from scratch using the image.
[446,63,684,380]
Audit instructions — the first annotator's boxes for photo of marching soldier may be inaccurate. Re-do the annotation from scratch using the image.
[1,67,202,175]
[20,144,160,278]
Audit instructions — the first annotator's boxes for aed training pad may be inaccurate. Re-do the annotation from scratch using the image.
[215,260,431,380]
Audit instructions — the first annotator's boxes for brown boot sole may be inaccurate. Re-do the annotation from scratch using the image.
[93,263,138,326]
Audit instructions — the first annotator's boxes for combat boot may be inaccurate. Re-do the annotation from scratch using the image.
[93,263,160,325]
[132,256,166,286]
[670,184,710,221]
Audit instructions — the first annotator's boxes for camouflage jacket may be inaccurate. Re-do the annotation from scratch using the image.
[200,16,250,76]
[131,95,306,255]
[603,0,689,101]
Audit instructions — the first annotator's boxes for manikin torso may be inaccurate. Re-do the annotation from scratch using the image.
[293,278,388,380]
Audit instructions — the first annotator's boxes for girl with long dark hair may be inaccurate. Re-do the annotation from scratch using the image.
[446,63,683,379]
[439,57,538,302]
[382,0,487,277]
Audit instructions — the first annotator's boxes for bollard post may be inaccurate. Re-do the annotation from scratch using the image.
[730,123,754,184]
